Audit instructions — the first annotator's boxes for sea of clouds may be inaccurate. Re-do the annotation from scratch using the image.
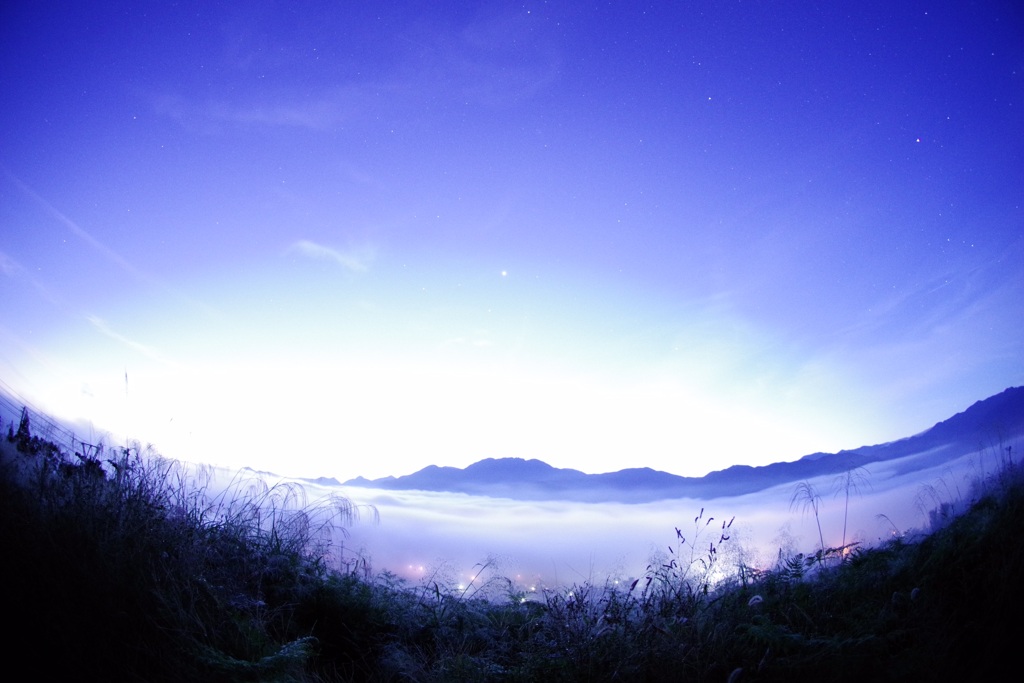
[277,444,1000,591]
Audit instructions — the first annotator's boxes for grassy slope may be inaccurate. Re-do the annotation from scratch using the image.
[2,417,1021,682]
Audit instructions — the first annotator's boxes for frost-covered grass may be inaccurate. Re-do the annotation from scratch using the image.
[2,407,1021,681]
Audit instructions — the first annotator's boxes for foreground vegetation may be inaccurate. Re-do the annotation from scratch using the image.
[2,408,1021,681]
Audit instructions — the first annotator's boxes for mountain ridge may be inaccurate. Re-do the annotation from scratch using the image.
[343,386,1024,502]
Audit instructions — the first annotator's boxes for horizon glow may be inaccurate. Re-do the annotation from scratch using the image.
[1,2,1022,482]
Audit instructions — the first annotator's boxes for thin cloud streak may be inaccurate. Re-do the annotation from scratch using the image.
[0,250,63,307]
[287,239,374,273]
[86,315,184,370]
[3,169,153,284]
[152,89,377,133]
[0,250,19,277]
[2,168,219,318]
[150,8,562,137]
[150,71,423,134]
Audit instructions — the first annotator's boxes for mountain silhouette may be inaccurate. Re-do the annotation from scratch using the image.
[343,386,1024,502]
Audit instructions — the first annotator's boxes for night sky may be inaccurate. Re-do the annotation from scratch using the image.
[2,2,1022,481]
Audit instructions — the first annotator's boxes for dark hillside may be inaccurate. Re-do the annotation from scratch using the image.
[2,406,1022,681]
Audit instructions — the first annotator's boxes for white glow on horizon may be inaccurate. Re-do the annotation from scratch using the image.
[0,254,889,481]
[7,340,876,482]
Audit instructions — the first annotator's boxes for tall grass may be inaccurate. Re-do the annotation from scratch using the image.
[2,408,1021,681]
[1,418,357,681]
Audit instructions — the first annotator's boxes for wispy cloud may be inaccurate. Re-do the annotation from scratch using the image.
[449,9,562,107]
[3,168,155,284]
[808,250,1024,420]
[287,239,374,273]
[86,315,183,369]
[2,169,220,319]
[152,82,394,134]
[152,8,561,137]
[0,249,64,307]
[0,250,18,278]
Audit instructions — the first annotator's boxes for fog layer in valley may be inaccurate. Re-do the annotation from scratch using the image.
[289,444,1005,589]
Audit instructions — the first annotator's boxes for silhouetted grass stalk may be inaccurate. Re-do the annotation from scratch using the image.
[832,467,871,555]
[790,481,826,562]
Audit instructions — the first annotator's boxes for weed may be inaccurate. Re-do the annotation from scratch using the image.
[832,467,871,555]
[790,481,826,562]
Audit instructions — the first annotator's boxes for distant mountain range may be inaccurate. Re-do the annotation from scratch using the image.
[343,387,1024,503]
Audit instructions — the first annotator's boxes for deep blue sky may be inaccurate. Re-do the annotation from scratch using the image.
[2,1,1021,480]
